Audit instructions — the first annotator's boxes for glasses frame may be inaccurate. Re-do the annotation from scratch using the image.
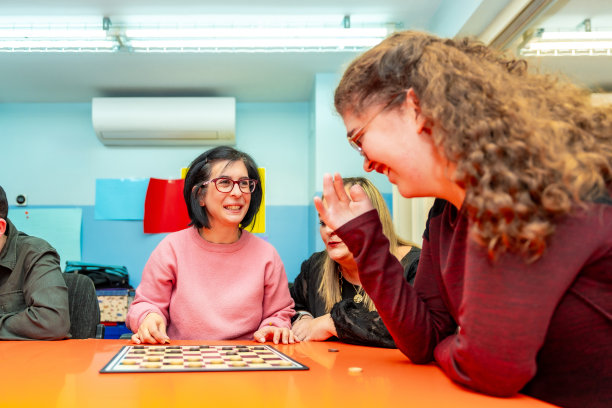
[200,177,258,194]
[347,92,406,158]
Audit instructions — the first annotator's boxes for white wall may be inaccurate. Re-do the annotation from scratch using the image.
[313,73,392,194]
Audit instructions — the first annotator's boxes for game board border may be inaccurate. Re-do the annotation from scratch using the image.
[99,344,309,373]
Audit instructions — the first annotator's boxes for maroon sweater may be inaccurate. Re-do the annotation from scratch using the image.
[336,199,611,408]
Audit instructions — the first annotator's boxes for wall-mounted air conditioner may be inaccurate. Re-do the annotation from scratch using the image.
[92,97,236,146]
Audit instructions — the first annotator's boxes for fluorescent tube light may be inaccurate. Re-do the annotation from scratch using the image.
[0,40,117,52]
[524,41,612,51]
[0,22,114,52]
[519,29,612,56]
[125,27,388,39]
[0,16,391,53]
[126,27,388,52]
[539,31,612,40]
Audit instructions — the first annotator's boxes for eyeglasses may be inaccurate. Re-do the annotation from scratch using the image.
[347,92,406,158]
[200,177,258,194]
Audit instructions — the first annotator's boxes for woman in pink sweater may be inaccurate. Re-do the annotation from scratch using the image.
[127,146,296,344]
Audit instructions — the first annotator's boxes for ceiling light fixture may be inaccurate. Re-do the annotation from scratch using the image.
[125,27,388,53]
[0,16,392,53]
[519,19,612,56]
[0,18,116,52]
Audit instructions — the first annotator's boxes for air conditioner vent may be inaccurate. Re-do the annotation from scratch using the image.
[92,97,235,146]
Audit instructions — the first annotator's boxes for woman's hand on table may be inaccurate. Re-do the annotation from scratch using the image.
[254,325,298,344]
[292,314,337,342]
[131,312,170,344]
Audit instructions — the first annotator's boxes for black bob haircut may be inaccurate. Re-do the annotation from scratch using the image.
[0,185,8,220]
[183,146,262,230]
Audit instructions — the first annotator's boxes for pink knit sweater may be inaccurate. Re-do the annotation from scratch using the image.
[126,227,294,340]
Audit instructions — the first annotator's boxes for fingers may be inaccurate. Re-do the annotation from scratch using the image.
[313,196,326,218]
[131,333,142,344]
[273,328,281,344]
[254,326,298,344]
[348,183,368,203]
[332,173,350,203]
[253,326,271,343]
[315,173,350,231]
[253,329,264,343]
[138,327,157,344]
[148,321,169,344]
[281,328,289,344]
[279,328,297,344]
[291,317,312,342]
[321,173,338,207]
[137,314,170,344]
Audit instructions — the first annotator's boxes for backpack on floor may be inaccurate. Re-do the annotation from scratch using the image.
[64,261,131,289]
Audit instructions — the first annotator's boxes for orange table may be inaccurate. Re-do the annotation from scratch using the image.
[0,340,556,407]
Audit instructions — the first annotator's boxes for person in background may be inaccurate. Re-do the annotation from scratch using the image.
[291,177,420,347]
[0,185,70,340]
[127,146,296,344]
[315,31,611,408]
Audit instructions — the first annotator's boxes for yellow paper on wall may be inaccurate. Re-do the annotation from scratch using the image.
[245,168,266,233]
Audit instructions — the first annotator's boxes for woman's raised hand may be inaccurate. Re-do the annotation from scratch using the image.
[313,173,375,231]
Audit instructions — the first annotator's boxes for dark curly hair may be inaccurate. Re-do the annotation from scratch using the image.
[0,185,7,221]
[183,146,263,230]
[335,30,612,260]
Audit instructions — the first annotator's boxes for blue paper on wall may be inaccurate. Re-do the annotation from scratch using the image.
[95,178,149,220]
[10,208,82,270]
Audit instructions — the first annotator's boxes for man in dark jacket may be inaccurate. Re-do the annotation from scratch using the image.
[0,185,69,340]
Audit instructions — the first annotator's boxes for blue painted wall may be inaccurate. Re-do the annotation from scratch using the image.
[1,101,313,286]
[0,75,400,286]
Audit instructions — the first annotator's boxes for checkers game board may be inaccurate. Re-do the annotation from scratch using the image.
[100,344,309,373]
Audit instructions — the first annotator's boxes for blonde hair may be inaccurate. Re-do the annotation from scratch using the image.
[335,31,612,260]
[318,177,417,312]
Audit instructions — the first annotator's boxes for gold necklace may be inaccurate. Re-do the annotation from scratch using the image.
[339,270,364,304]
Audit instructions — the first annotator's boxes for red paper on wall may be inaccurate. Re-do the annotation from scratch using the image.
[143,178,191,233]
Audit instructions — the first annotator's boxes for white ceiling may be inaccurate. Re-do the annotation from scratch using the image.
[0,0,610,103]
[519,0,612,93]
[0,0,443,103]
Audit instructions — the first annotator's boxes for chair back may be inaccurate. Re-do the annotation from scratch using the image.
[62,273,102,339]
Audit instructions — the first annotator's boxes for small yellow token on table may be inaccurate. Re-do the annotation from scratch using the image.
[348,367,363,374]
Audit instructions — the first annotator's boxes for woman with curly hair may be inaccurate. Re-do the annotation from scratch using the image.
[290,177,420,347]
[315,31,611,408]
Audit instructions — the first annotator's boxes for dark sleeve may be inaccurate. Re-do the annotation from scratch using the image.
[330,248,421,348]
[336,209,456,363]
[400,248,421,285]
[331,299,396,348]
[0,246,70,340]
[289,253,320,317]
